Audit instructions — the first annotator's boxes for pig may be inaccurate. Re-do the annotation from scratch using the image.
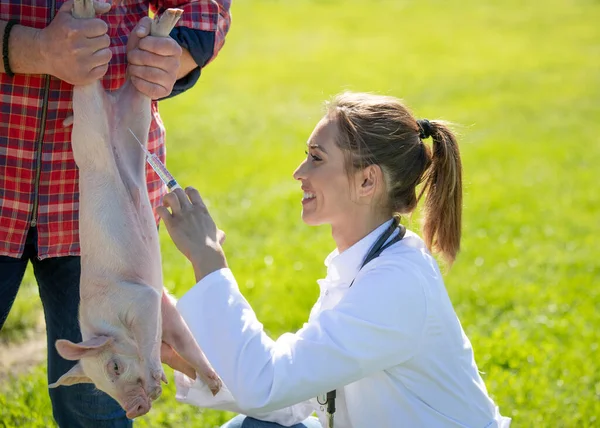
[48,0,221,419]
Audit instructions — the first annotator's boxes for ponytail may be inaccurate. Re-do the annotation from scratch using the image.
[418,121,463,265]
[326,92,463,265]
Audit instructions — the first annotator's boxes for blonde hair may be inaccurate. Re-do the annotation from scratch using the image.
[326,92,463,265]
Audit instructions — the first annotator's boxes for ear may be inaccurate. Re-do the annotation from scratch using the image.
[48,362,93,388]
[55,336,114,361]
[358,164,381,197]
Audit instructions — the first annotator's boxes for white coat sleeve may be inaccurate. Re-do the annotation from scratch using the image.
[174,372,315,426]
[175,262,427,415]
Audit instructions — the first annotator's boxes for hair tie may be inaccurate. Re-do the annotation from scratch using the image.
[417,119,433,140]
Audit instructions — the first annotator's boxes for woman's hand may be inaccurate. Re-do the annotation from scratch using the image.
[157,187,227,281]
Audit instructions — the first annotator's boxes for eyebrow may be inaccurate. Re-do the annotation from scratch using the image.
[307,143,327,154]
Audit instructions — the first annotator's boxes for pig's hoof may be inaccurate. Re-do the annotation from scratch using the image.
[204,373,222,396]
[152,369,166,382]
[210,383,222,396]
[148,385,162,401]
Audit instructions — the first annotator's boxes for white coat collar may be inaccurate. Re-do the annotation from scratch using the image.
[323,219,395,287]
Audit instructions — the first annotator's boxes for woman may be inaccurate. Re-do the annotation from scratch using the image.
[158,92,511,427]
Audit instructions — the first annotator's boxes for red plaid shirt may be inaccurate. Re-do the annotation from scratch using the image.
[0,0,231,259]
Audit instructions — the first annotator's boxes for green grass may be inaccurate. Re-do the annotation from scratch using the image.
[2,0,599,426]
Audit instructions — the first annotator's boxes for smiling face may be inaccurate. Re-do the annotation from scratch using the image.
[292,115,360,227]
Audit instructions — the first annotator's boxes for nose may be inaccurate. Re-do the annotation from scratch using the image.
[126,400,151,419]
[293,159,307,180]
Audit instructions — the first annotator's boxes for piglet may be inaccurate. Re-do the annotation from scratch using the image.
[48,0,221,419]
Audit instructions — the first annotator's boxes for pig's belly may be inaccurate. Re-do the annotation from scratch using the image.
[78,172,162,291]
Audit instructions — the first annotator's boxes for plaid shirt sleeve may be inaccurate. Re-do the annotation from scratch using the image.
[151,1,232,98]
[150,0,231,64]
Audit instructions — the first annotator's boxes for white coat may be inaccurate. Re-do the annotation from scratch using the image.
[175,220,511,427]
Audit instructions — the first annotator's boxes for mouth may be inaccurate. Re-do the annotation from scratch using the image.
[302,191,316,205]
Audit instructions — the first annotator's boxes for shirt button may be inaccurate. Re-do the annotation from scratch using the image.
[325,290,329,296]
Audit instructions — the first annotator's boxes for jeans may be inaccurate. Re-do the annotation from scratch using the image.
[222,415,322,428]
[0,228,131,428]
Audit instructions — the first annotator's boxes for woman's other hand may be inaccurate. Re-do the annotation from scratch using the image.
[157,187,227,281]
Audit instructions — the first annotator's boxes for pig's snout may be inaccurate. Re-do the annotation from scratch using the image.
[124,383,161,419]
[125,398,151,419]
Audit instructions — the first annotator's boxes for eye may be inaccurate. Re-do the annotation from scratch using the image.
[305,150,322,162]
[109,360,122,377]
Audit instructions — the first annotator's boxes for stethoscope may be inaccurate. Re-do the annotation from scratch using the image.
[317,217,406,427]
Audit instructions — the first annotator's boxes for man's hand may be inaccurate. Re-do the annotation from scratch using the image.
[127,17,182,99]
[38,0,112,85]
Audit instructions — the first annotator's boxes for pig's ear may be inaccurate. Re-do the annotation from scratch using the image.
[49,362,93,388]
[55,336,114,361]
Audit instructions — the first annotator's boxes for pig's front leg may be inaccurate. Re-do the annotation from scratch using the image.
[161,290,222,395]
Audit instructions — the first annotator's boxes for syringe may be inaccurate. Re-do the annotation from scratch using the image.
[128,128,182,191]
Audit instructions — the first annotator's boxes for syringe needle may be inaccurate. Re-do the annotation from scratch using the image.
[128,128,150,156]
[127,128,181,191]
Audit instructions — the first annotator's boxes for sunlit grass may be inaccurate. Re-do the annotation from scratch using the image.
[1,0,599,426]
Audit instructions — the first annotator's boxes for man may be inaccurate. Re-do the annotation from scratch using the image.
[0,1,231,426]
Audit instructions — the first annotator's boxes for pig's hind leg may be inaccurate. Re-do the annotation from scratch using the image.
[161,291,222,395]
[114,8,184,191]
[73,0,95,19]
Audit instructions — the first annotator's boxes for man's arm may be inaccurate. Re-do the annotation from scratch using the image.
[177,48,197,80]
[0,21,46,75]
[0,2,112,84]
[150,1,232,98]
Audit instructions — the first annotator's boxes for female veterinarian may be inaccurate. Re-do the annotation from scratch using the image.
[158,92,511,428]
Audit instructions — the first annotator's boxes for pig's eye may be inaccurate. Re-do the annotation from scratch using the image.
[108,360,122,377]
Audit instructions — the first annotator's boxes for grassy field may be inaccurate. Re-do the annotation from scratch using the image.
[1,0,599,426]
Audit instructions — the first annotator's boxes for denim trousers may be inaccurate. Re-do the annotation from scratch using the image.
[0,228,131,428]
[221,415,322,428]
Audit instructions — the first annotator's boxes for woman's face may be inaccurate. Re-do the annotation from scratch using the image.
[293,116,358,226]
